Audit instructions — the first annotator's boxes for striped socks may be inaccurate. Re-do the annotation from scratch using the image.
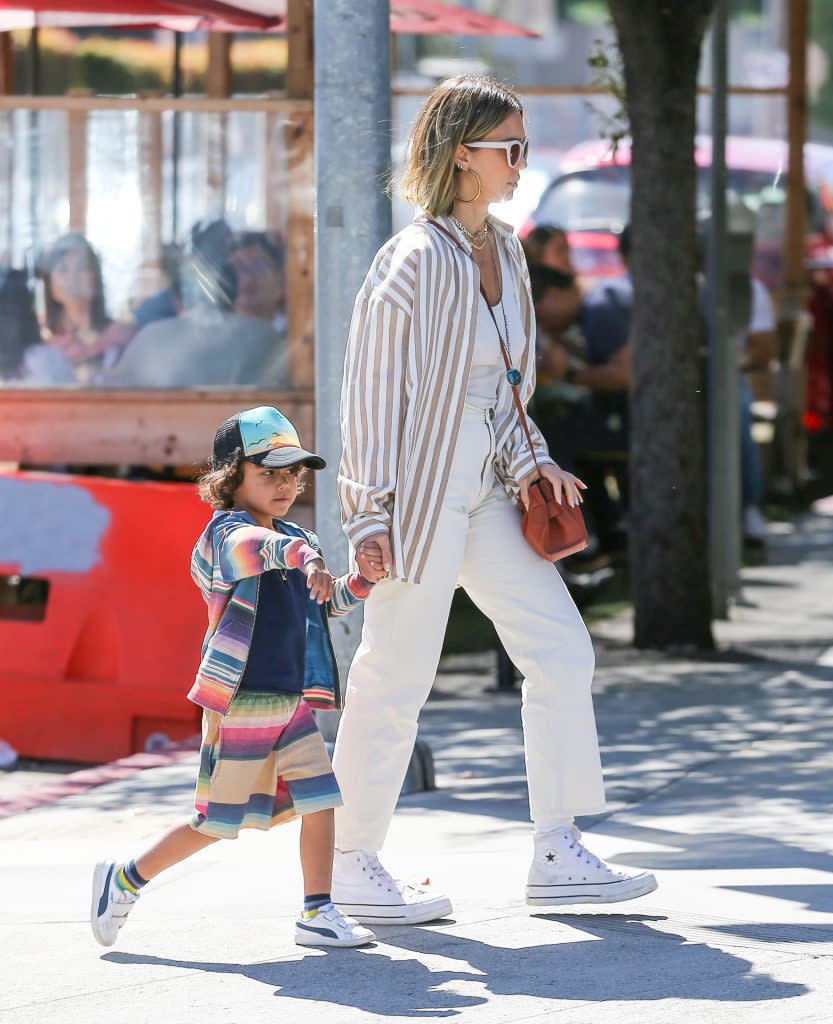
[301,892,331,919]
[115,860,148,895]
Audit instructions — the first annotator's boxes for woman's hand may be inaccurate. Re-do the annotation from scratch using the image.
[355,540,388,583]
[357,531,393,576]
[303,559,335,604]
[518,463,587,510]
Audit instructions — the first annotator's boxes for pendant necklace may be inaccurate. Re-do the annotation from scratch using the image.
[487,234,522,387]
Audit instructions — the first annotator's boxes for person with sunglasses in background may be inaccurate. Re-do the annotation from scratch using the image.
[331,74,658,928]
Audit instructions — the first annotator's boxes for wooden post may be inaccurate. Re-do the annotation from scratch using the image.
[285,110,314,389]
[206,32,232,99]
[204,33,232,218]
[285,0,315,391]
[66,91,91,234]
[783,0,807,319]
[138,97,165,299]
[286,0,313,99]
[777,0,808,491]
[0,32,13,94]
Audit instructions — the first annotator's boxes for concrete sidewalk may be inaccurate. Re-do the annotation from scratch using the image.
[1,512,832,1023]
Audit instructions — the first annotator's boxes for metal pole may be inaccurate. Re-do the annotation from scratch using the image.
[27,26,39,95]
[783,0,807,324]
[314,0,393,715]
[779,0,808,491]
[171,31,183,240]
[27,25,40,265]
[706,0,740,619]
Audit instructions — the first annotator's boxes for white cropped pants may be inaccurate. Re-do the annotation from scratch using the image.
[333,398,607,853]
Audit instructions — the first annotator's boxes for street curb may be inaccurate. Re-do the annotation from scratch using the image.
[0,736,200,821]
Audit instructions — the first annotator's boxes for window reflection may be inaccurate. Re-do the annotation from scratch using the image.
[41,233,135,384]
[0,108,305,391]
[109,219,289,388]
[0,268,73,385]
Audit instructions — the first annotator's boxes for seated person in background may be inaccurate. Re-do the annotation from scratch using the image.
[526,261,582,346]
[40,233,135,384]
[0,268,74,385]
[131,221,235,330]
[523,223,577,277]
[131,242,186,329]
[739,275,777,545]
[523,255,586,445]
[523,224,584,339]
[537,226,633,558]
[229,231,287,335]
[109,226,289,389]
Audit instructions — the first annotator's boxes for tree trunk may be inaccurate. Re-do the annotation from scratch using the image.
[607,0,716,649]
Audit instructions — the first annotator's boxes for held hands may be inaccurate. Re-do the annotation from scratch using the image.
[518,463,586,510]
[303,558,335,604]
[356,531,393,582]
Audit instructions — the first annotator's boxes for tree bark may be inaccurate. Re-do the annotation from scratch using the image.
[607,0,716,649]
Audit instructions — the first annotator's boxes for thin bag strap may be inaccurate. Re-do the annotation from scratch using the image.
[428,219,543,478]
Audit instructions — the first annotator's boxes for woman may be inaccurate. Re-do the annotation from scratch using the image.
[42,234,134,384]
[0,268,74,385]
[331,75,657,924]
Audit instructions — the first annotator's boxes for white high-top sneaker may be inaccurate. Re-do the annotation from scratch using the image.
[332,849,453,925]
[526,826,658,907]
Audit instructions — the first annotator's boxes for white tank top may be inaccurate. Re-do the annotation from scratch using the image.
[467,237,524,407]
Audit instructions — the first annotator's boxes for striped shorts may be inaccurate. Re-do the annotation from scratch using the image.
[191,691,342,840]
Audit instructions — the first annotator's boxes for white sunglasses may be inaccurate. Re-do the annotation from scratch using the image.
[465,137,530,169]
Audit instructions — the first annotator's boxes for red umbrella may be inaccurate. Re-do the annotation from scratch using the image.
[390,0,536,36]
[0,0,537,36]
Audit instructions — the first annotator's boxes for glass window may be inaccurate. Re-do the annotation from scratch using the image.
[0,105,310,391]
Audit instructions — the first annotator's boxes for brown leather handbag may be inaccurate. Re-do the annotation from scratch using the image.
[429,219,588,562]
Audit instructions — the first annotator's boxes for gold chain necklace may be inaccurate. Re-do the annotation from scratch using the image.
[451,215,488,249]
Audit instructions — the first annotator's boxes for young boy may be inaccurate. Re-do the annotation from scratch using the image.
[91,406,386,949]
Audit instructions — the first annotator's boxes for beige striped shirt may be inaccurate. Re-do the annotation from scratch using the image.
[338,211,553,584]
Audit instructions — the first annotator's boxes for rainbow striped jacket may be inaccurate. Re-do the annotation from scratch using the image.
[187,509,373,715]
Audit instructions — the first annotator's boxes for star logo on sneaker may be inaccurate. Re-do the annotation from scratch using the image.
[545,850,558,864]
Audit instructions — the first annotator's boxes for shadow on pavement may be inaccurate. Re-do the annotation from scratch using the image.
[104,947,485,1018]
[104,912,807,1015]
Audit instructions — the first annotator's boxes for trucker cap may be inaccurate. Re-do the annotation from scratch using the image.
[212,406,326,470]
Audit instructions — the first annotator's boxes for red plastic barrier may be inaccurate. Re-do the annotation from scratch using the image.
[0,471,209,762]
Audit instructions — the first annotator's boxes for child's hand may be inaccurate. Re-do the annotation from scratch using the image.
[304,559,335,604]
[356,540,387,583]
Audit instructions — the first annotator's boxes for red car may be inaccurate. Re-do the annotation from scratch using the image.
[524,135,833,433]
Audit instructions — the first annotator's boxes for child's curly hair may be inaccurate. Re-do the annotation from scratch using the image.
[196,450,308,510]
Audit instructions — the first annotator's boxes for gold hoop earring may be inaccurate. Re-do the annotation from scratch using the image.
[454,167,481,203]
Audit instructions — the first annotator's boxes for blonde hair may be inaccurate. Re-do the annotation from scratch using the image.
[398,74,523,217]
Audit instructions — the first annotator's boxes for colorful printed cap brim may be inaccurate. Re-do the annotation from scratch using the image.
[249,446,326,470]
